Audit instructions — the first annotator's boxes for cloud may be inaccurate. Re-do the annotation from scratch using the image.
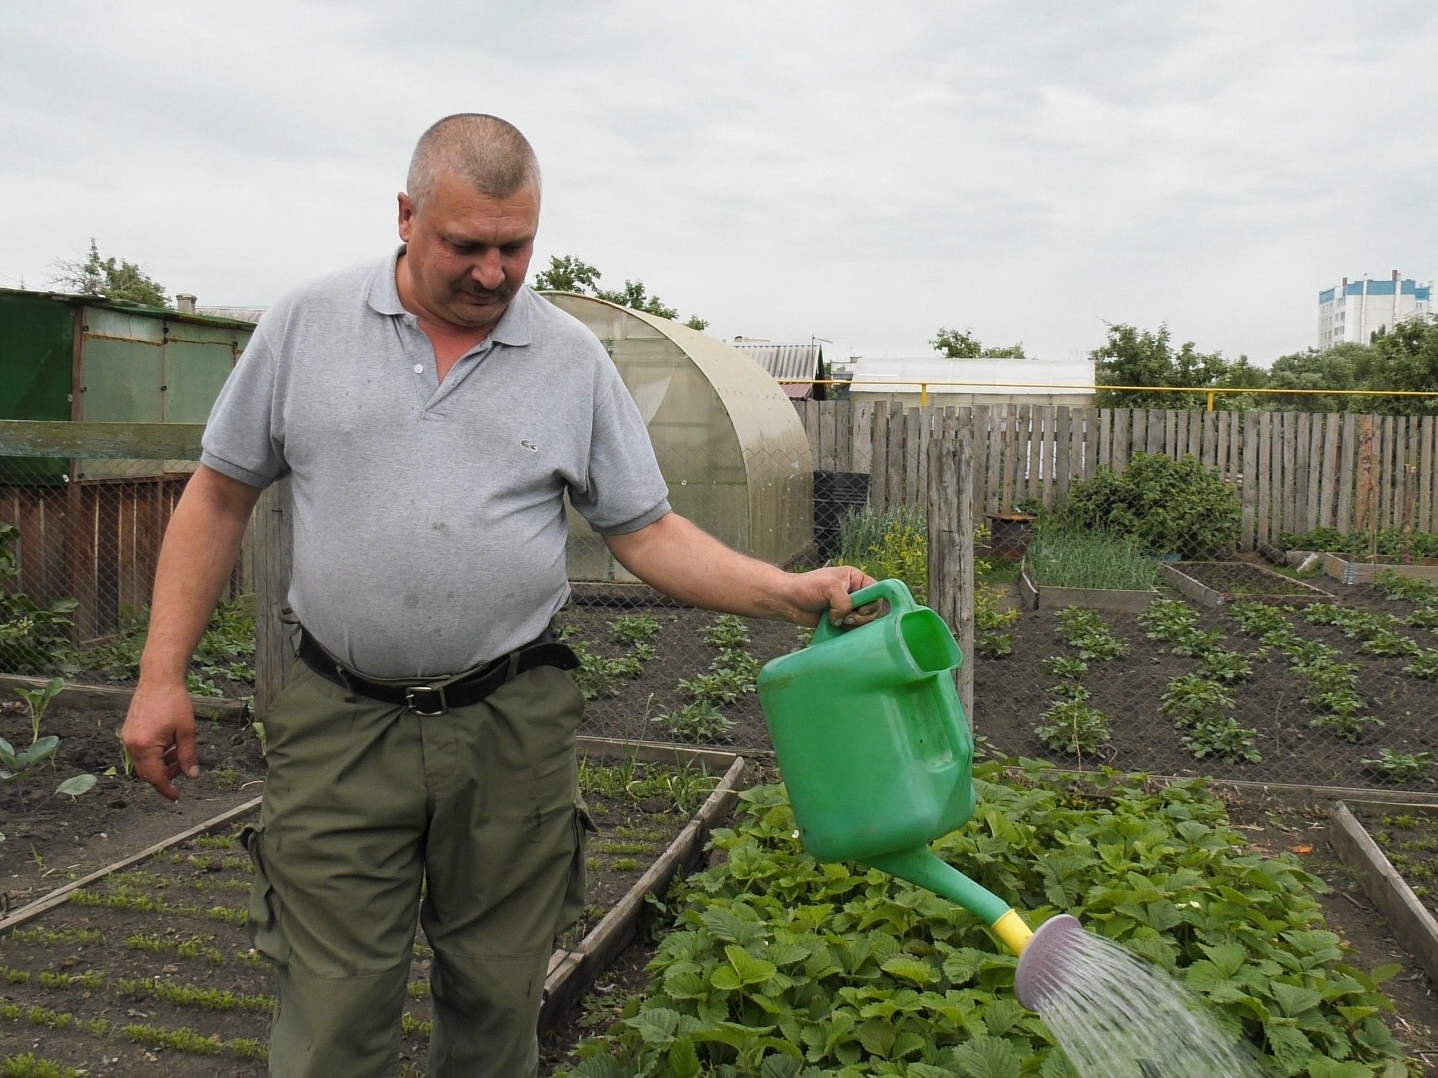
[2,1,1435,362]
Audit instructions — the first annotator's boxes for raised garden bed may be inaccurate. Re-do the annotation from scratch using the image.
[1330,801,1438,987]
[1161,559,1334,607]
[1,722,742,1076]
[1017,560,1158,613]
[1324,554,1438,586]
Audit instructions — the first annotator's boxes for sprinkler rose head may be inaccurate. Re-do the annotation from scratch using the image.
[1014,913,1086,1011]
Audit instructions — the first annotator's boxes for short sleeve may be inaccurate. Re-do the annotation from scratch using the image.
[568,373,670,536]
[199,319,288,489]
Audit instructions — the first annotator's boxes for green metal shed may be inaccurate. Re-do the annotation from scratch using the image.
[0,289,255,640]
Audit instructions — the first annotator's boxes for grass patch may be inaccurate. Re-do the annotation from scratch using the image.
[1027,530,1158,591]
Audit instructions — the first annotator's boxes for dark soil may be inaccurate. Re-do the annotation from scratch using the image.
[1352,806,1438,920]
[559,603,803,752]
[972,577,1438,793]
[1173,559,1332,598]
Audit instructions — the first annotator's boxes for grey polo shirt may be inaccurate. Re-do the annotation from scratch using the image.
[201,248,670,678]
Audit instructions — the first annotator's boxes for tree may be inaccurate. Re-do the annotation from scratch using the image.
[931,327,1026,359]
[1091,323,1230,409]
[531,254,707,331]
[1369,317,1438,414]
[50,239,170,308]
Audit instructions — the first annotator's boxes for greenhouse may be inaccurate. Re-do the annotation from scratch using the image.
[541,292,813,581]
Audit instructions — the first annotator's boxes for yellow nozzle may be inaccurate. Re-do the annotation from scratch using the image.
[992,909,1034,956]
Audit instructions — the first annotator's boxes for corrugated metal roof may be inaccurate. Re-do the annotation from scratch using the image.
[730,341,823,381]
[197,306,266,323]
[0,287,259,331]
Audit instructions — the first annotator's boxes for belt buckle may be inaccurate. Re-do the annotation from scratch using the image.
[405,685,447,716]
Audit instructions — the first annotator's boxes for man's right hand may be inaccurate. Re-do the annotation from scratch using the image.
[123,681,201,801]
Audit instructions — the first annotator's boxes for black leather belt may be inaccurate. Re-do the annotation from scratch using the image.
[297,626,580,715]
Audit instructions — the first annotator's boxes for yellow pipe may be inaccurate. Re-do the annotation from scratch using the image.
[777,378,1438,401]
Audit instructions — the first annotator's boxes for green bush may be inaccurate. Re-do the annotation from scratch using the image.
[835,505,928,603]
[0,525,77,676]
[1054,453,1241,558]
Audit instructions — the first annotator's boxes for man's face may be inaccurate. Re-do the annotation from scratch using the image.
[397,171,540,330]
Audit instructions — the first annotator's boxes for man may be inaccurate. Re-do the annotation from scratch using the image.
[122,114,873,1077]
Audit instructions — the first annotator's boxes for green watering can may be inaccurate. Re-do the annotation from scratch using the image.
[757,578,1035,958]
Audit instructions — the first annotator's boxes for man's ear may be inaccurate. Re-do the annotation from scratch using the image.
[397,192,415,242]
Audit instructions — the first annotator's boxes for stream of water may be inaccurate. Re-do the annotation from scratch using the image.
[1024,925,1261,1076]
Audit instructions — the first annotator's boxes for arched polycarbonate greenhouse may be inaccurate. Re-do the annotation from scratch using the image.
[542,293,813,581]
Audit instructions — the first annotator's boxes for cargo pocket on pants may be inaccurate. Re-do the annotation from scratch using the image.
[239,822,291,966]
[558,804,598,939]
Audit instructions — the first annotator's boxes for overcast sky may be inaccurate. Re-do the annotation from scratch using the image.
[3,2,1435,364]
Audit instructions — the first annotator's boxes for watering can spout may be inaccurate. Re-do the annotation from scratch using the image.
[864,846,1034,957]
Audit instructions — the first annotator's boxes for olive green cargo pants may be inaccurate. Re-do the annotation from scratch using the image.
[241,660,589,1078]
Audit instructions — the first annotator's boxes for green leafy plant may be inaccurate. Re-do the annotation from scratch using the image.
[974,591,1018,659]
[1053,607,1126,661]
[562,769,1411,1076]
[835,505,928,603]
[0,525,78,677]
[701,615,751,650]
[1360,749,1433,784]
[13,677,64,749]
[1159,675,1234,728]
[1196,648,1253,683]
[1227,601,1293,638]
[651,702,736,744]
[678,671,752,707]
[1401,649,1438,679]
[1182,717,1262,763]
[1034,699,1112,756]
[1373,568,1438,603]
[1139,598,1200,641]
[1042,655,1088,680]
[1053,453,1241,558]
[610,614,662,647]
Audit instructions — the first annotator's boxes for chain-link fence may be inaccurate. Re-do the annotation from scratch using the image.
[0,433,252,698]
[5,414,1436,795]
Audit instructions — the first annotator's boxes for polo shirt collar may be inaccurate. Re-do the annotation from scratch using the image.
[367,244,534,347]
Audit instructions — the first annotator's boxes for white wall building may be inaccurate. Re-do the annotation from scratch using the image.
[1318,272,1431,351]
[846,356,1095,408]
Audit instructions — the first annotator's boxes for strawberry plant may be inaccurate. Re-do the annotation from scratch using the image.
[1372,569,1438,604]
[1053,608,1126,661]
[1159,675,1234,728]
[650,702,736,744]
[563,767,1411,1076]
[611,614,663,646]
[1361,749,1433,784]
[1138,598,1199,642]
[1227,601,1294,639]
[1404,606,1438,629]
[702,615,752,650]
[1401,649,1438,679]
[1182,717,1262,763]
[1034,699,1112,756]
[1196,648,1252,683]
[1041,656,1087,680]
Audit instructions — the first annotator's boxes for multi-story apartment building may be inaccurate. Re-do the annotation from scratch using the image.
[1318,271,1431,351]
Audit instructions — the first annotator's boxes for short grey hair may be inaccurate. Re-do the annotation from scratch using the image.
[406,114,542,208]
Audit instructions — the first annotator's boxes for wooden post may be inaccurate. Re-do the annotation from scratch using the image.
[1355,416,1376,541]
[253,477,295,716]
[926,437,974,724]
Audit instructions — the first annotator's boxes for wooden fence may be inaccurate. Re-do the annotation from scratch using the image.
[793,400,1438,550]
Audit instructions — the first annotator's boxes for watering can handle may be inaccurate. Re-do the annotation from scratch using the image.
[811,578,916,645]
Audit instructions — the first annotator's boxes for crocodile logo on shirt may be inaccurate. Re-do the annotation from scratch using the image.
[520,440,538,452]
